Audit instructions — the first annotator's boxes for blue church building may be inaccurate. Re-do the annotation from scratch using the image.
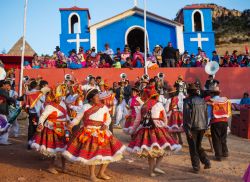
[59,4,215,57]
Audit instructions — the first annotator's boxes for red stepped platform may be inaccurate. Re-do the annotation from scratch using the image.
[239,108,250,139]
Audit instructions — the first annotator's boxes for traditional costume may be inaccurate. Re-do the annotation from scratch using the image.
[25,88,44,147]
[63,89,125,165]
[65,84,84,119]
[31,85,69,156]
[174,75,187,112]
[55,46,67,68]
[167,88,183,133]
[207,86,231,161]
[127,88,181,158]
[123,88,144,134]
[68,50,82,69]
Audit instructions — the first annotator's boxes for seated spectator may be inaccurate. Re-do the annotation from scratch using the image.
[24,61,32,69]
[55,46,67,68]
[183,59,192,67]
[32,53,41,69]
[232,92,250,111]
[121,46,131,63]
[122,57,133,69]
[153,45,162,67]
[181,50,190,65]
[240,93,250,105]
[240,57,248,67]
[132,47,144,68]
[230,50,238,63]
[190,53,196,67]
[87,48,100,68]
[112,56,121,68]
[103,43,114,59]
[78,47,87,68]
[68,49,82,69]
[230,60,240,67]
[212,51,220,63]
[99,58,110,68]
[115,48,122,61]
[196,55,202,67]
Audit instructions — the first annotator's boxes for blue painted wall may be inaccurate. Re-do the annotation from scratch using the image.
[96,14,177,53]
[59,10,90,55]
[183,8,215,58]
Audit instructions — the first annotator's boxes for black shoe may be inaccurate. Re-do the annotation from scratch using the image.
[193,167,200,174]
[223,153,229,158]
[204,162,211,169]
[214,157,222,161]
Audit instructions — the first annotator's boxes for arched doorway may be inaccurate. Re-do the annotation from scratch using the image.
[126,27,147,53]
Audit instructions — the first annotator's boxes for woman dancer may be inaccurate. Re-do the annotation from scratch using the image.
[31,85,69,174]
[63,89,126,182]
[127,87,182,177]
[167,87,184,145]
[123,87,143,134]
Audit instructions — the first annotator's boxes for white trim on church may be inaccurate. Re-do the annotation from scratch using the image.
[68,12,81,34]
[89,7,183,51]
[191,9,205,32]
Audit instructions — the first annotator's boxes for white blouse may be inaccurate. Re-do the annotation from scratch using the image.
[131,102,168,133]
[38,101,69,129]
[71,103,111,128]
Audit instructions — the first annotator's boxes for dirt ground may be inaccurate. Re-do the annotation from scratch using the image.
[0,116,249,182]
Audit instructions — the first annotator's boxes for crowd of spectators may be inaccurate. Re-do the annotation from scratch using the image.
[23,42,250,69]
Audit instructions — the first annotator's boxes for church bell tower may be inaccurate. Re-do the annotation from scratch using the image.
[182,5,215,57]
[59,6,91,55]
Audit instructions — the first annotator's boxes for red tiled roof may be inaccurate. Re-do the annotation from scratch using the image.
[59,6,91,19]
[183,4,214,10]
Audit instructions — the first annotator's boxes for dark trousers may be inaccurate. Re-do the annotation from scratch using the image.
[28,113,38,142]
[186,130,210,170]
[166,59,176,67]
[211,122,228,159]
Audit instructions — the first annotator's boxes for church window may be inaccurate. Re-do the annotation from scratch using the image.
[192,10,204,32]
[69,13,81,34]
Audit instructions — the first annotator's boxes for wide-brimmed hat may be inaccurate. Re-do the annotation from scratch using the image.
[178,75,183,80]
[86,88,99,101]
[132,87,140,93]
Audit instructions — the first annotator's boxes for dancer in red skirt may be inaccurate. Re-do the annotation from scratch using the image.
[167,87,184,145]
[123,87,143,134]
[127,87,182,177]
[63,88,126,182]
[31,84,69,174]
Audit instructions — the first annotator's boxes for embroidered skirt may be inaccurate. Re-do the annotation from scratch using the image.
[62,127,126,165]
[127,127,182,158]
[123,115,136,134]
[167,111,183,132]
[31,127,66,157]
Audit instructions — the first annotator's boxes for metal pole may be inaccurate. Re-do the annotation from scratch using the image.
[19,0,28,96]
[143,0,148,75]
[134,0,138,7]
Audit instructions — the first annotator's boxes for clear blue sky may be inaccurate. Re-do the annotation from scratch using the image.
[0,0,249,55]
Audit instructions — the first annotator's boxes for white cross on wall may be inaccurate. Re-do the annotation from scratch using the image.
[190,33,209,49]
[67,33,89,52]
